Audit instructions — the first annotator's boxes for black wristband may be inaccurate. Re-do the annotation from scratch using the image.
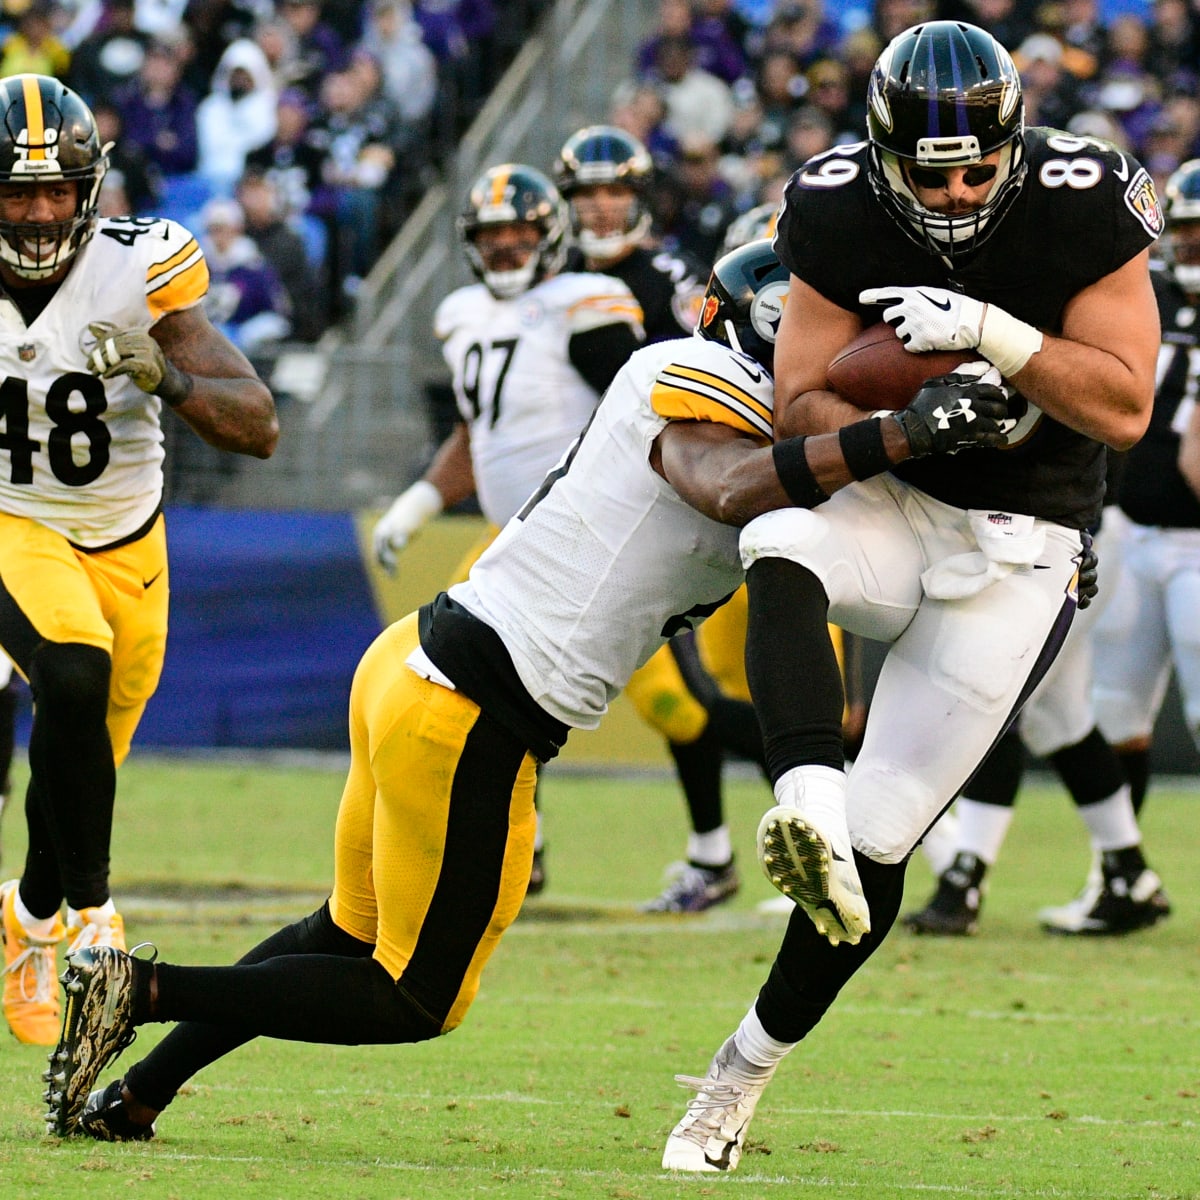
[838,418,891,481]
[772,437,829,510]
[158,362,194,408]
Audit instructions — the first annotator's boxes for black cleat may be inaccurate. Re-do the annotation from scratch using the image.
[903,852,986,936]
[44,943,154,1137]
[80,1078,156,1142]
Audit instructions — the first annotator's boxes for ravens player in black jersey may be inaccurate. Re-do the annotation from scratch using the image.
[664,21,1161,1172]
[555,125,707,343]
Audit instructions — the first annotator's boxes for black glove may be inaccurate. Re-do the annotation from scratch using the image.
[893,373,1012,458]
[1076,531,1098,610]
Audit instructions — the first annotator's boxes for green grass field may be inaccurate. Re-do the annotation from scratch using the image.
[1,754,1197,1200]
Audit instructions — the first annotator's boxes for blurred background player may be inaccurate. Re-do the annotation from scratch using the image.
[1075,155,1200,927]
[371,163,644,891]
[0,74,278,1047]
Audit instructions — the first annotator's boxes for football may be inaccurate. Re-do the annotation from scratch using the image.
[826,321,977,411]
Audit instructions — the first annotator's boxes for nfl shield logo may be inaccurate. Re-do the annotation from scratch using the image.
[18,344,35,362]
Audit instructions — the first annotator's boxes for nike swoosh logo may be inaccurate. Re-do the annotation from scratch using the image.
[918,291,953,311]
[730,357,762,383]
[1114,155,1130,182]
[142,568,164,589]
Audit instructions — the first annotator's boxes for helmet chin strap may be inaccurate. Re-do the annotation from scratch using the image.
[577,211,651,262]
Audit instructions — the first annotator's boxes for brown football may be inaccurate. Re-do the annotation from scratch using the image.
[826,321,977,411]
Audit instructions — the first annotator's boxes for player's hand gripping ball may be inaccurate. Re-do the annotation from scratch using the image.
[826,321,976,410]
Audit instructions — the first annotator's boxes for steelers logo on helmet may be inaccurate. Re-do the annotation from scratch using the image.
[750,281,788,344]
[865,22,1027,263]
[695,239,789,372]
[0,75,109,280]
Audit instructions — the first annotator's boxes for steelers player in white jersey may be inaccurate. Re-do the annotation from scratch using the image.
[0,75,277,1047]
[45,241,1010,1143]
[372,162,642,556]
[372,162,643,891]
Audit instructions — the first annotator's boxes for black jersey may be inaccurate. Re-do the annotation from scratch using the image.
[1118,266,1200,529]
[566,244,707,342]
[775,128,1162,529]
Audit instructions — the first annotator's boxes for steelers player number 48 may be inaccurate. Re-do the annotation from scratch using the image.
[0,372,110,486]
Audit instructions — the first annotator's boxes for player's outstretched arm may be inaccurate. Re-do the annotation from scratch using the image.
[373,422,477,572]
[657,374,1011,527]
[88,307,278,458]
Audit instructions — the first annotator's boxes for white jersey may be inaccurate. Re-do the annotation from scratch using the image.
[434,271,642,527]
[0,216,208,547]
[448,335,774,728]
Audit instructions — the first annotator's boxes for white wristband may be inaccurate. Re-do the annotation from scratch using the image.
[978,304,1043,379]
[385,479,444,538]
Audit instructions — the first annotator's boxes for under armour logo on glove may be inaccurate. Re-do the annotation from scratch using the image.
[895,374,1011,458]
[931,398,978,429]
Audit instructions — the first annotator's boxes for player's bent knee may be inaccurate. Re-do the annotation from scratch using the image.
[847,762,940,863]
[28,641,111,718]
[740,508,828,570]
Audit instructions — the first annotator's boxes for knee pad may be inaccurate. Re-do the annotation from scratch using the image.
[928,607,1030,714]
[847,761,939,863]
[740,508,829,571]
[28,642,110,720]
[624,645,708,744]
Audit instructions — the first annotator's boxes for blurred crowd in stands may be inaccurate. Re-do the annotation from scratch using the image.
[9,0,1192,356]
[615,0,1196,268]
[4,0,545,349]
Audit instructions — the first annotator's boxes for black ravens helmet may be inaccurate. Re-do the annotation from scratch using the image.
[0,75,109,279]
[695,239,789,373]
[866,22,1026,261]
[457,163,569,299]
[1163,158,1200,295]
[553,125,653,260]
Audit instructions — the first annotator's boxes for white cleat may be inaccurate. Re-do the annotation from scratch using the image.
[756,805,870,946]
[662,1036,775,1172]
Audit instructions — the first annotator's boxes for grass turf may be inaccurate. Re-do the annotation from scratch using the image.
[0,754,1197,1200]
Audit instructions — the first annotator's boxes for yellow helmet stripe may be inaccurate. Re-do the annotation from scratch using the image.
[488,166,510,207]
[20,75,44,160]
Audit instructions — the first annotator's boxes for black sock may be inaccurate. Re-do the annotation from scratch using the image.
[754,853,907,1043]
[745,559,844,781]
[1116,746,1150,815]
[669,726,724,836]
[125,902,376,1112]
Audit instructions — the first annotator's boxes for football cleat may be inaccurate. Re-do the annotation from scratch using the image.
[65,907,127,956]
[44,943,154,1137]
[756,805,870,946]
[1040,867,1170,936]
[903,852,987,936]
[663,1035,776,1172]
[2,878,65,1046]
[639,860,740,913]
[79,1078,156,1142]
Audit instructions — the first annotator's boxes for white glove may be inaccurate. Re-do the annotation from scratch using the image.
[859,285,985,353]
[372,480,443,573]
[859,286,1043,377]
